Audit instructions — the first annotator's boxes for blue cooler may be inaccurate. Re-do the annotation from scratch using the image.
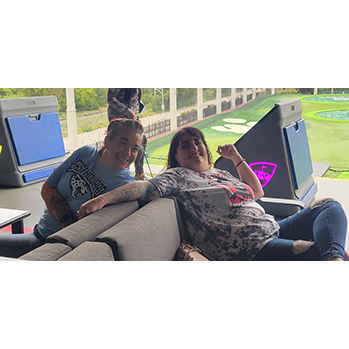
[0,96,67,187]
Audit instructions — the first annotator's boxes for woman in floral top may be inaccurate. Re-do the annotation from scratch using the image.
[78,127,348,261]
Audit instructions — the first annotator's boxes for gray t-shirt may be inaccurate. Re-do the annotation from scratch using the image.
[150,167,279,260]
[34,146,135,240]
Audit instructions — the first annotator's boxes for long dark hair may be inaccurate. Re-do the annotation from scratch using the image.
[166,127,212,169]
[124,88,141,105]
[99,118,144,155]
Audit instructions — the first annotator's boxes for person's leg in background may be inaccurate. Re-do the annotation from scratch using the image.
[135,134,148,180]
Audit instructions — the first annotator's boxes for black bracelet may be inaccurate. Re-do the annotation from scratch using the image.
[235,158,245,168]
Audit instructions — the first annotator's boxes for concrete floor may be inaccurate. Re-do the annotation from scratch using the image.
[1,176,349,251]
[0,180,45,230]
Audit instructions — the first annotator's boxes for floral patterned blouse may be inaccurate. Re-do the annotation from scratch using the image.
[149,167,279,260]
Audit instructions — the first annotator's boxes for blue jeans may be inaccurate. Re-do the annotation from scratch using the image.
[0,232,44,258]
[254,199,347,261]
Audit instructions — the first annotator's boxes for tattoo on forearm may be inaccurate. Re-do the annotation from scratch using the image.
[144,183,160,201]
[103,182,159,205]
[50,196,71,218]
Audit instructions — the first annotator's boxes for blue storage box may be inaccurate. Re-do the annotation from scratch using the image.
[0,96,67,187]
[6,113,65,166]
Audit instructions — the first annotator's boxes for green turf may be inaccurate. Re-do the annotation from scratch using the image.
[300,95,349,168]
[146,94,349,177]
[338,172,349,179]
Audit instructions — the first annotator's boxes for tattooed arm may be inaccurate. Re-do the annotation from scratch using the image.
[77,181,160,219]
[41,182,77,227]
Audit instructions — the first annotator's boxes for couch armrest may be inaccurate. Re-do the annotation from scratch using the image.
[258,197,305,220]
[20,243,72,261]
[259,197,305,208]
[46,201,139,249]
[96,198,182,261]
[58,241,115,261]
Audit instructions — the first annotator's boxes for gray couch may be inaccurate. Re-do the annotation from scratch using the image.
[19,197,191,261]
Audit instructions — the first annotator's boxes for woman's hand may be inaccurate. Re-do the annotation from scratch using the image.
[217,144,240,161]
[77,195,108,220]
[217,144,264,200]
[129,110,136,119]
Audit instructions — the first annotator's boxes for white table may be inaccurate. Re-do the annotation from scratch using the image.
[0,208,31,234]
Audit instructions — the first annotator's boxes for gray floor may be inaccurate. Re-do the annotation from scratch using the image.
[1,176,349,251]
[0,181,45,230]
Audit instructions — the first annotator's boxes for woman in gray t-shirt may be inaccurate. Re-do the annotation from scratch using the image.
[0,119,143,259]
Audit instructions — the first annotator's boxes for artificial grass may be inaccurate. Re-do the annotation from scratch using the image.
[146,94,349,175]
[338,172,349,179]
[147,94,300,162]
[300,95,349,168]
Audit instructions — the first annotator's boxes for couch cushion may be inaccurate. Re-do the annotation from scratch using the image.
[46,201,139,249]
[58,242,115,261]
[19,243,72,261]
[169,196,192,243]
[96,198,181,261]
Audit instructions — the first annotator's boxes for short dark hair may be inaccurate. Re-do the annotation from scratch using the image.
[166,127,212,169]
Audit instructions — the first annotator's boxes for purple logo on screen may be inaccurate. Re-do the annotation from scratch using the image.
[249,162,278,188]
